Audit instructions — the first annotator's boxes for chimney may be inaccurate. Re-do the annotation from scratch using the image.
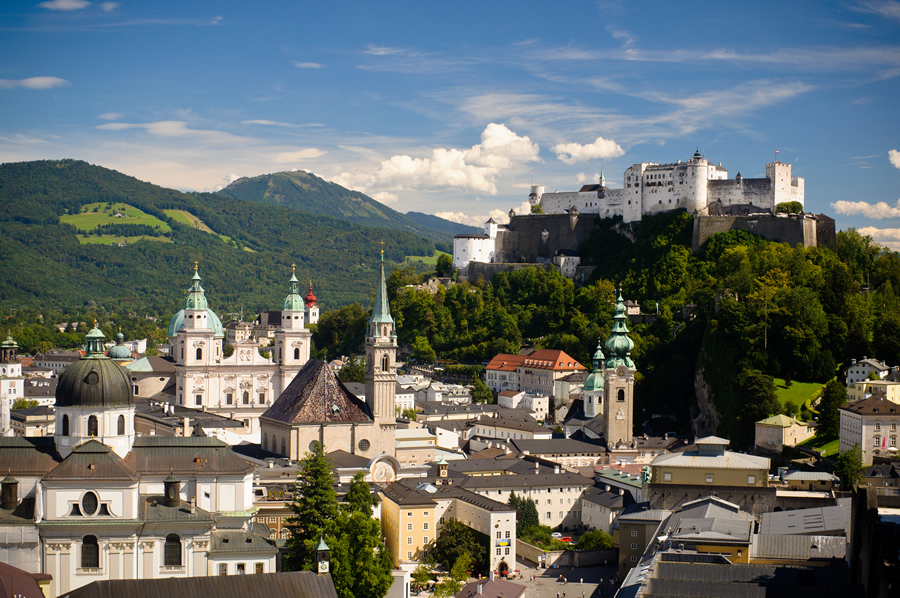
[190,496,196,514]
[1,475,19,510]
[619,488,624,496]
[477,584,484,595]
[554,464,560,474]
[535,461,540,472]
[182,417,190,437]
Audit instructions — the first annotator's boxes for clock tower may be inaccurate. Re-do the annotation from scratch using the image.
[365,251,398,454]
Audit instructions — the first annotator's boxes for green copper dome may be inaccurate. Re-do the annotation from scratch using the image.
[106,331,133,361]
[604,292,635,370]
[282,268,306,312]
[583,342,605,392]
[57,328,132,409]
[166,266,225,338]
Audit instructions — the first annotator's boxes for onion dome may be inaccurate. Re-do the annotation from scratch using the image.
[692,147,703,160]
[283,265,306,311]
[583,342,606,392]
[56,325,132,409]
[0,332,17,363]
[166,264,225,338]
[106,331,133,361]
[604,291,636,370]
[305,282,317,308]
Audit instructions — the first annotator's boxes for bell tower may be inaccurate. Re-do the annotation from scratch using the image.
[603,291,636,447]
[365,250,397,443]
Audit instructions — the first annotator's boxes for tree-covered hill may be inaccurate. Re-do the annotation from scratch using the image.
[216,170,471,246]
[0,159,435,315]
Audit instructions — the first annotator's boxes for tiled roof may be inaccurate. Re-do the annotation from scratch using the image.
[127,437,255,476]
[486,354,524,372]
[0,437,60,476]
[43,440,139,482]
[209,530,278,554]
[458,578,526,598]
[756,414,807,428]
[263,359,371,425]
[840,396,900,415]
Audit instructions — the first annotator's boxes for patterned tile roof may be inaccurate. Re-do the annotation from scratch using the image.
[262,359,372,425]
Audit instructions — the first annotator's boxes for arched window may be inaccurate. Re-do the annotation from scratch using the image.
[196,348,203,360]
[263,433,268,452]
[294,348,300,360]
[617,389,625,402]
[281,438,286,456]
[88,415,99,437]
[82,535,99,568]
[243,391,250,405]
[382,354,389,371]
[117,415,125,435]
[164,534,181,567]
[62,414,69,436]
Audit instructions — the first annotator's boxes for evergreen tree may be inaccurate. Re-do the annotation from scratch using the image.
[429,519,486,572]
[339,355,365,384]
[344,471,376,516]
[328,510,394,598]
[817,380,847,438]
[834,443,864,487]
[284,441,339,571]
[471,375,493,404]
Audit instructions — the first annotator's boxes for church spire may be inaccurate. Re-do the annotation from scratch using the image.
[283,264,305,311]
[604,290,635,370]
[369,250,394,327]
[185,262,208,310]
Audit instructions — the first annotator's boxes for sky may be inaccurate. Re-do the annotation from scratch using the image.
[1,0,900,245]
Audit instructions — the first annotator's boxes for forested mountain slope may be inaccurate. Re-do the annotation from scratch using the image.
[0,159,435,314]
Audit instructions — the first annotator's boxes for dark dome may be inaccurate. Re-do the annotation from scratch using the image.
[56,356,133,409]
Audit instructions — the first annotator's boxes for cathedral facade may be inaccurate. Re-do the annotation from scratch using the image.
[167,266,312,438]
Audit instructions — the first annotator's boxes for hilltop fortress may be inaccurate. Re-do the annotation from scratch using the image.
[453,150,833,279]
[534,148,804,222]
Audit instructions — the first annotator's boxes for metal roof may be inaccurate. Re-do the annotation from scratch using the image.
[512,438,607,455]
[0,437,60,476]
[651,450,769,470]
[209,530,278,554]
[140,494,214,524]
[751,534,847,560]
[759,504,850,536]
[127,437,254,476]
[59,570,339,598]
[43,440,139,482]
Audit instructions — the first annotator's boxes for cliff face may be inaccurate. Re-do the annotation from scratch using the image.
[693,364,720,437]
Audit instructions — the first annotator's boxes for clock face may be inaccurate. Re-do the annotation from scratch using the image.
[318,560,329,573]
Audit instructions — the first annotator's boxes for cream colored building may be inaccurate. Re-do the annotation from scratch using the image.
[847,380,900,404]
[395,427,437,468]
[754,414,816,452]
[650,436,770,488]
[839,396,900,465]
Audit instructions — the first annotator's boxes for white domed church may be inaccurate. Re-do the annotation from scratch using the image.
[0,325,275,596]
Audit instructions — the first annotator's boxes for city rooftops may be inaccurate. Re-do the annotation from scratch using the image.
[840,396,900,415]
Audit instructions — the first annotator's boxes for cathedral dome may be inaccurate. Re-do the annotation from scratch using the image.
[304,283,317,307]
[167,266,225,338]
[57,326,133,409]
[282,269,305,311]
[106,332,133,361]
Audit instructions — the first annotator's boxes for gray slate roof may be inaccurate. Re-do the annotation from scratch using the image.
[512,438,607,455]
[209,530,278,554]
[126,437,255,476]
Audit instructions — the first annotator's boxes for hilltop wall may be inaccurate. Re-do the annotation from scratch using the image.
[494,212,597,263]
[691,213,835,252]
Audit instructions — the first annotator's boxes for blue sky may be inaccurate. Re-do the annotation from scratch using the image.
[1,0,899,245]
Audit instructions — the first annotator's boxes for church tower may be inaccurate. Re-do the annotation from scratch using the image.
[365,251,397,450]
[273,265,312,396]
[1,333,23,438]
[603,291,636,447]
[582,341,605,419]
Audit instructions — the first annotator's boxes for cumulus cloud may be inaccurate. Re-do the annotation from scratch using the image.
[552,136,625,164]
[575,172,603,185]
[293,61,322,69]
[890,149,900,169]
[371,191,398,204]
[832,198,900,219]
[0,77,69,90]
[859,226,900,250]
[332,123,540,196]
[38,0,90,9]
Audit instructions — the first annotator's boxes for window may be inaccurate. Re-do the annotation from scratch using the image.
[423,536,428,544]
[875,436,882,447]
[195,394,203,406]
[294,348,300,360]
[196,348,203,360]
[423,522,429,531]
[496,548,502,556]
[497,531,501,539]
[236,563,245,575]
[631,543,637,549]
[407,537,413,545]
[117,415,125,435]
[259,393,265,404]
[218,563,227,576]
[546,512,551,520]
[631,556,638,562]
[226,393,233,405]
[408,523,413,531]
[81,536,99,568]
[281,438,286,455]
[617,389,625,402]
[505,547,510,555]
[134,385,139,395]
[358,439,370,452]
[164,534,181,567]
[706,474,713,483]
[243,391,250,405]
[747,475,756,485]
[87,415,98,437]
[559,511,564,519]
[407,551,413,560]
[505,530,510,539]
[631,531,638,537]
[876,422,882,431]
[256,563,264,574]
[62,414,69,436]
[82,492,99,516]
[893,437,898,447]
[663,473,671,482]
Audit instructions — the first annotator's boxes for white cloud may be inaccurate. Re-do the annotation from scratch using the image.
[890,149,900,169]
[99,2,118,10]
[853,0,900,21]
[97,112,121,120]
[211,16,222,25]
[0,77,69,89]
[271,148,327,163]
[292,61,322,69]
[552,136,625,164]
[831,198,900,219]
[95,120,253,144]
[242,119,310,129]
[364,44,405,56]
[575,172,603,185]
[332,123,539,196]
[859,226,900,251]
[213,172,242,192]
[371,191,398,204]
[38,0,90,10]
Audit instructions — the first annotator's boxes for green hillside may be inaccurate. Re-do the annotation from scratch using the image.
[0,159,435,314]
[217,170,464,246]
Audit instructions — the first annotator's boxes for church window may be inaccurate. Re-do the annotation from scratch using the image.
[88,415,99,437]
[195,394,202,406]
[81,536,99,569]
[358,439,371,452]
[278,349,281,361]
[82,491,99,516]
[196,348,203,360]
[259,392,265,404]
[62,414,69,436]
[382,355,389,371]
[117,415,125,435]
[226,393,233,405]
[218,564,227,576]
[134,385,139,395]
[164,534,182,567]
[243,391,250,405]
[237,563,246,575]
[294,348,300,360]
[617,389,625,402]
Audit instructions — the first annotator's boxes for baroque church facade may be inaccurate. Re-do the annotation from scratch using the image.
[0,325,275,597]
[167,265,312,438]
